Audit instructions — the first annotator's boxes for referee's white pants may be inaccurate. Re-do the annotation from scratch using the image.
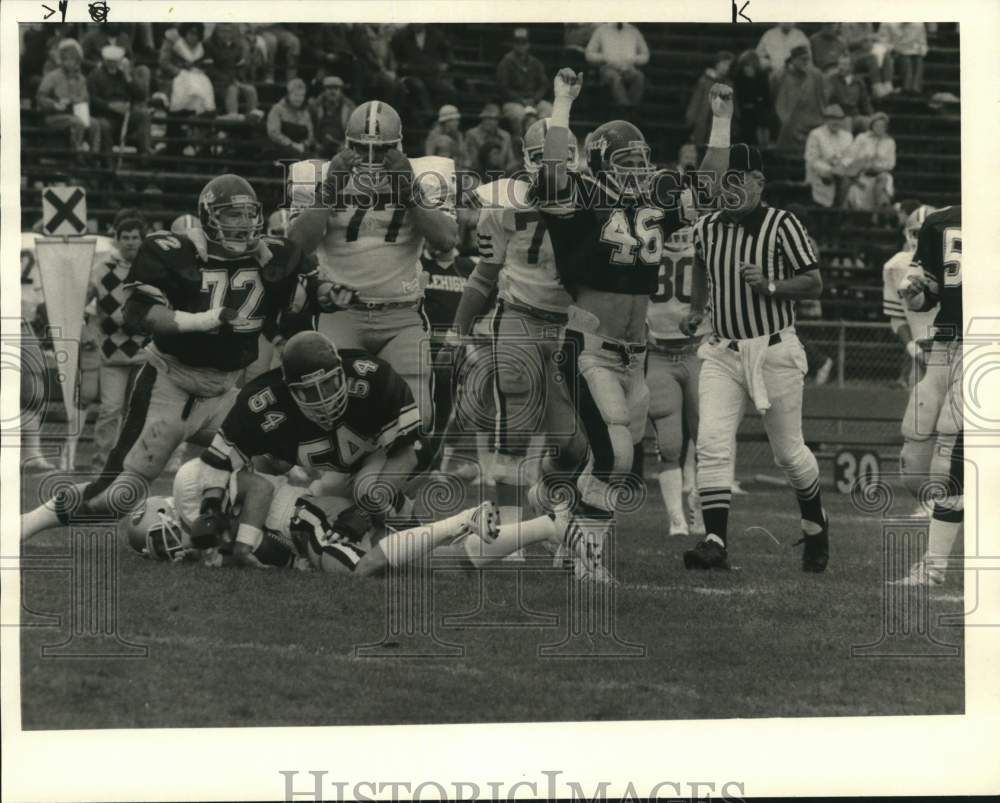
[695,330,818,492]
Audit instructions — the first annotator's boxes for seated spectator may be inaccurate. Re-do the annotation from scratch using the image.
[89,45,152,159]
[845,112,896,211]
[267,77,313,157]
[809,23,847,77]
[756,23,810,87]
[732,49,771,147]
[304,24,362,93]
[309,75,355,158]
[880,23,927,94]
[204,22,261,120]
[563,23,597,73]
[825,53,873,130]
[80,23,151,98]
[392,24,456,122]
[804,104,853,207]
[162,23,216,114]
[685,50,734,146]
[477,142,509,182]
[774,45,826,152]
[352,23,399,101]
[840,23,891,96]
[36,39,101,156]
[585,23,649,112]
[424,104,466,168]
[464,104,514,178]
[496,28,552,131]
[254,23,301,82]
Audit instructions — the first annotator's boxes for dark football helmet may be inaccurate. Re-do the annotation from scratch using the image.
[282,331,349,429]
[345,100,403,184]
[198,174,263,255]
[585,120,654,196]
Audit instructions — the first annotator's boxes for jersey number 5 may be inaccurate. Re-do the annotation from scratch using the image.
[202,269,266,332]
[600,208,664,267]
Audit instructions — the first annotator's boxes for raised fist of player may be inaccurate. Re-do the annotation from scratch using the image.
[553,68,583,101]
[709,83,734,119]
[679,310,704,338]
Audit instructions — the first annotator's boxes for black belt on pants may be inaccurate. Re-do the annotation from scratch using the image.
[723,331,783,352]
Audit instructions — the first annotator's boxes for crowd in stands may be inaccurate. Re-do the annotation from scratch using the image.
[21,21,944,211]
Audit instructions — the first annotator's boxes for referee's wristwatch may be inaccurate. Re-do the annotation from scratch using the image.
[765,280,777,296]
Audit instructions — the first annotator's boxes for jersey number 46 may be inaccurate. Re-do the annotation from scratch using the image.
[600,208,664,267]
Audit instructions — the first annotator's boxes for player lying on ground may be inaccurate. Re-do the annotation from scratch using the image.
[534,67,733,582]
[21,174,342,541]
[893,205,963,586]
[127,457,589,576]
[287,100,457,455]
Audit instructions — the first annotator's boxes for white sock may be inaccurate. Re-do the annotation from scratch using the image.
[925,517,962,572]
[22,500,62,540]
[657,467,685,521]
[462,515,557,568]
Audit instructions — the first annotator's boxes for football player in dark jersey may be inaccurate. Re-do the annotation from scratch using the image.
[192,330,424,557]
[894,205,963,586]
[22,175,339,540]
[533,68,733,582]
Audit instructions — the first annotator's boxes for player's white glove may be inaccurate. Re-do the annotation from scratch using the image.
[709,83,734,119]
[174,307,239,333]
[553,68,583,101]
[316,280,357,311]
[905,340,921,359]
[897,274,928,311]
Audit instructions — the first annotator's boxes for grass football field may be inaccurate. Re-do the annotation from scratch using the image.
[19,471,964,729]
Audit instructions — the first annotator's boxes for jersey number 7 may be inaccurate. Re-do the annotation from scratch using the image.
[513,211,548,265]
[345,208,408,243]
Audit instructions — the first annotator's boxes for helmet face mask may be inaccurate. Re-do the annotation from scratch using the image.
[288,365,349,430]
[522,118,578,177]
[125,497,194,562]
[199,175,264,256]
[345,101,403,187]
[607,143,655,196]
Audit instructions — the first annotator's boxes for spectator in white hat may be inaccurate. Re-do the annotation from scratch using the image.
[496,27,552,130]
[463,103,514,177]
[424,104,467,168]
[804,104,853,207]
[90,44,153,160]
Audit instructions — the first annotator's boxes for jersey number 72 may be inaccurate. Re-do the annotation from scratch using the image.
[202,269,266,332]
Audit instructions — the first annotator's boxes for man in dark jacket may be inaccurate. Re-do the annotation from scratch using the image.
[391,24,456,120]
[204,22,261,119]
[88,45,151,157]
[496,28,551,131]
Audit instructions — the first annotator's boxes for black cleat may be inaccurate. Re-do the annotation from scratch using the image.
[797,514,830,573]
[683,537,730,571]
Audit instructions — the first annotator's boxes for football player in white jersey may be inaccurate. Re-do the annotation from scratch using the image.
[126,458,594,576]
[883,204,938,388]
[646,224,709,536]
[452,118,588,519]
[287,100,458,459]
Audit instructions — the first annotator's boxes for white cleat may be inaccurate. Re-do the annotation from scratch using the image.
[668,515,689,537]
[458,500,501,544]
[553,508,616,584]
[889,561,945,587]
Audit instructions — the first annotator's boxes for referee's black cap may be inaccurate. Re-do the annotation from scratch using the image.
[728,143,765,176]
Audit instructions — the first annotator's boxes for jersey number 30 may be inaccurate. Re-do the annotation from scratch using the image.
[600,208,664,267]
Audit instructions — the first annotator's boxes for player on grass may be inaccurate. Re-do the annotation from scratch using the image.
[286,101,458,464]
[534,68,732,581]
[21,174,335,540]
[893,205,963,586]
[452,117,588,520]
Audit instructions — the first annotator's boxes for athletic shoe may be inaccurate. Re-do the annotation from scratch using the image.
[796,514,830,573]
[683,536,730,570]
[889,561,945,587]
[688,492,706,537]
[552,508,615,584]
[457,500,501,544]
[668,515,689,537]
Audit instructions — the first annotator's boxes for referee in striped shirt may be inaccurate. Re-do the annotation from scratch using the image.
[679,144,830,572]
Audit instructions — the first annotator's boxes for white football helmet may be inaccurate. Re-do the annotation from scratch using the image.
[123,496,194,562]
[904,205,935,251]
[522,117,578,176]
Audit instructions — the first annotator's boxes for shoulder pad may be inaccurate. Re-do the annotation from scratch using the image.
[137,232,202,284]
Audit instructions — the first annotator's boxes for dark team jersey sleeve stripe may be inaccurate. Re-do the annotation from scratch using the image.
[777,212,818,273]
